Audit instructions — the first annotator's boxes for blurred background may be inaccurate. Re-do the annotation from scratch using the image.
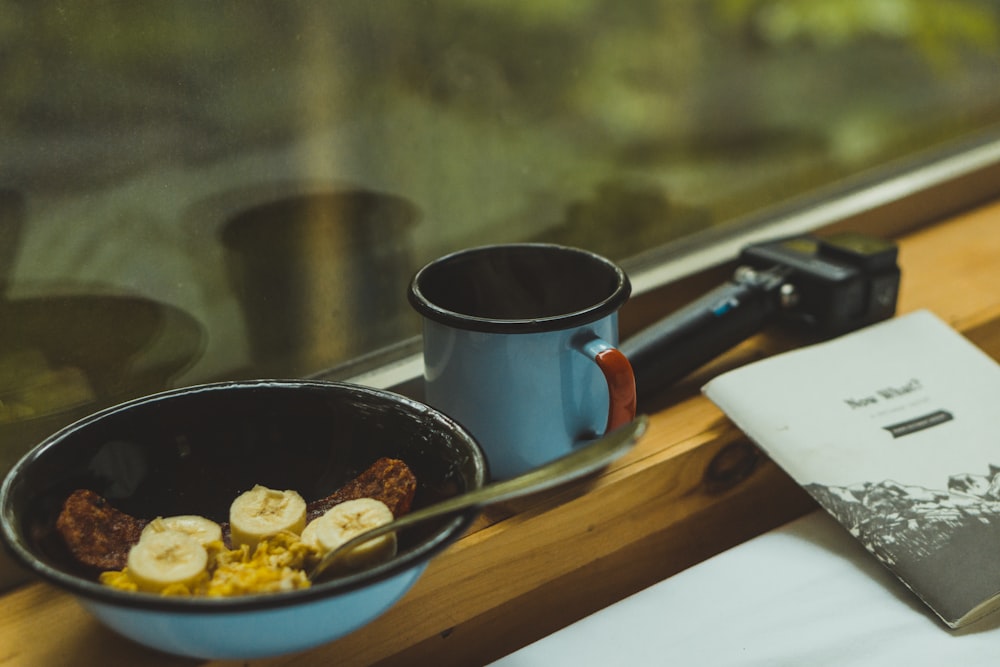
[3,0,1000,486]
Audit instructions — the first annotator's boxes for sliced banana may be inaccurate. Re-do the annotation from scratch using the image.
[126,530,209,593]
[301,497,397,569]
[141,515,223,547]
[229,484,307,550]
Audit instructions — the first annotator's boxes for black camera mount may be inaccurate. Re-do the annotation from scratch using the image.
[621,232,901,398]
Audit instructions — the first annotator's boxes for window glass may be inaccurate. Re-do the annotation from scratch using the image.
[3,1,1000,421]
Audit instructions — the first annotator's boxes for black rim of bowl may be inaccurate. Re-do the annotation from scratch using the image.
[0,380,487,613]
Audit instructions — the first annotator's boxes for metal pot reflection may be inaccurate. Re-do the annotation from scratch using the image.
[0,293,204,589]
[220,189,419,378]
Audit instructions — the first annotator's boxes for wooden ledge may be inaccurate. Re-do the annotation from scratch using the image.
[2,201,1000,667]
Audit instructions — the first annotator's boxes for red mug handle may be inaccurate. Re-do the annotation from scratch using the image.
[580,338,637,432]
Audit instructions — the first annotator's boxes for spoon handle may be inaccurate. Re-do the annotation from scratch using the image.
[309,415,648,580]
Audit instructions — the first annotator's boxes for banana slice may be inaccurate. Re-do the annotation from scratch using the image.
[301,497,397,569]
[141,515,223,547]
[229,484,307,550]
[126,530,209,593]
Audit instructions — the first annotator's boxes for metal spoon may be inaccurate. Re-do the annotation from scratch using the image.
[309,415,649,581]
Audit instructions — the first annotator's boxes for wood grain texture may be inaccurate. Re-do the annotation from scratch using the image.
[2,200,1000,667]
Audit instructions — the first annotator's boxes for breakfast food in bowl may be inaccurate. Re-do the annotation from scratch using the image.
[55,457,418,597]
[0,380,487,660]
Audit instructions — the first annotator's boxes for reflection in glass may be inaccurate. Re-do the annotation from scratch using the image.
[3,0,1000,384]
[220,190,419,377]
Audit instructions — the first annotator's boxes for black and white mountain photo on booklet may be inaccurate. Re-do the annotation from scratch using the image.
[806,466,1000,627]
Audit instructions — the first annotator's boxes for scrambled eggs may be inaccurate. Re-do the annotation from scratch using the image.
[100,532,316,597]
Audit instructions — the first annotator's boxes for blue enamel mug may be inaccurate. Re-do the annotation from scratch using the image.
[408,243,636,480]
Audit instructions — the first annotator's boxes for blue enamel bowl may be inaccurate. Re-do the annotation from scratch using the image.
[0,380,487,659]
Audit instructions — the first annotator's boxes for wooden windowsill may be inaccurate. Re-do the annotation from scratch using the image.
[2,199,1000,667]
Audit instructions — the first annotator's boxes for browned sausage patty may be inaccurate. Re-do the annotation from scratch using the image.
[55,488,149,571]
[306,457,417,521]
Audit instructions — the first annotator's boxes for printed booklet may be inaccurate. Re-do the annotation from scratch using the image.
[703,309,1000,628]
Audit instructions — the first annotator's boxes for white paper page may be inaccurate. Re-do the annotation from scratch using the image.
[703,309,1000,489]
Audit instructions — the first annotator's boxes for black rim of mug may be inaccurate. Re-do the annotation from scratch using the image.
[407,243,631,334]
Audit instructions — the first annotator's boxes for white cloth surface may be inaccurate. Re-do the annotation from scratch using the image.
[489,511,1000,666]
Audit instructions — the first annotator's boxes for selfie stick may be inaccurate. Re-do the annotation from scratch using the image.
[620,232,901,399]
